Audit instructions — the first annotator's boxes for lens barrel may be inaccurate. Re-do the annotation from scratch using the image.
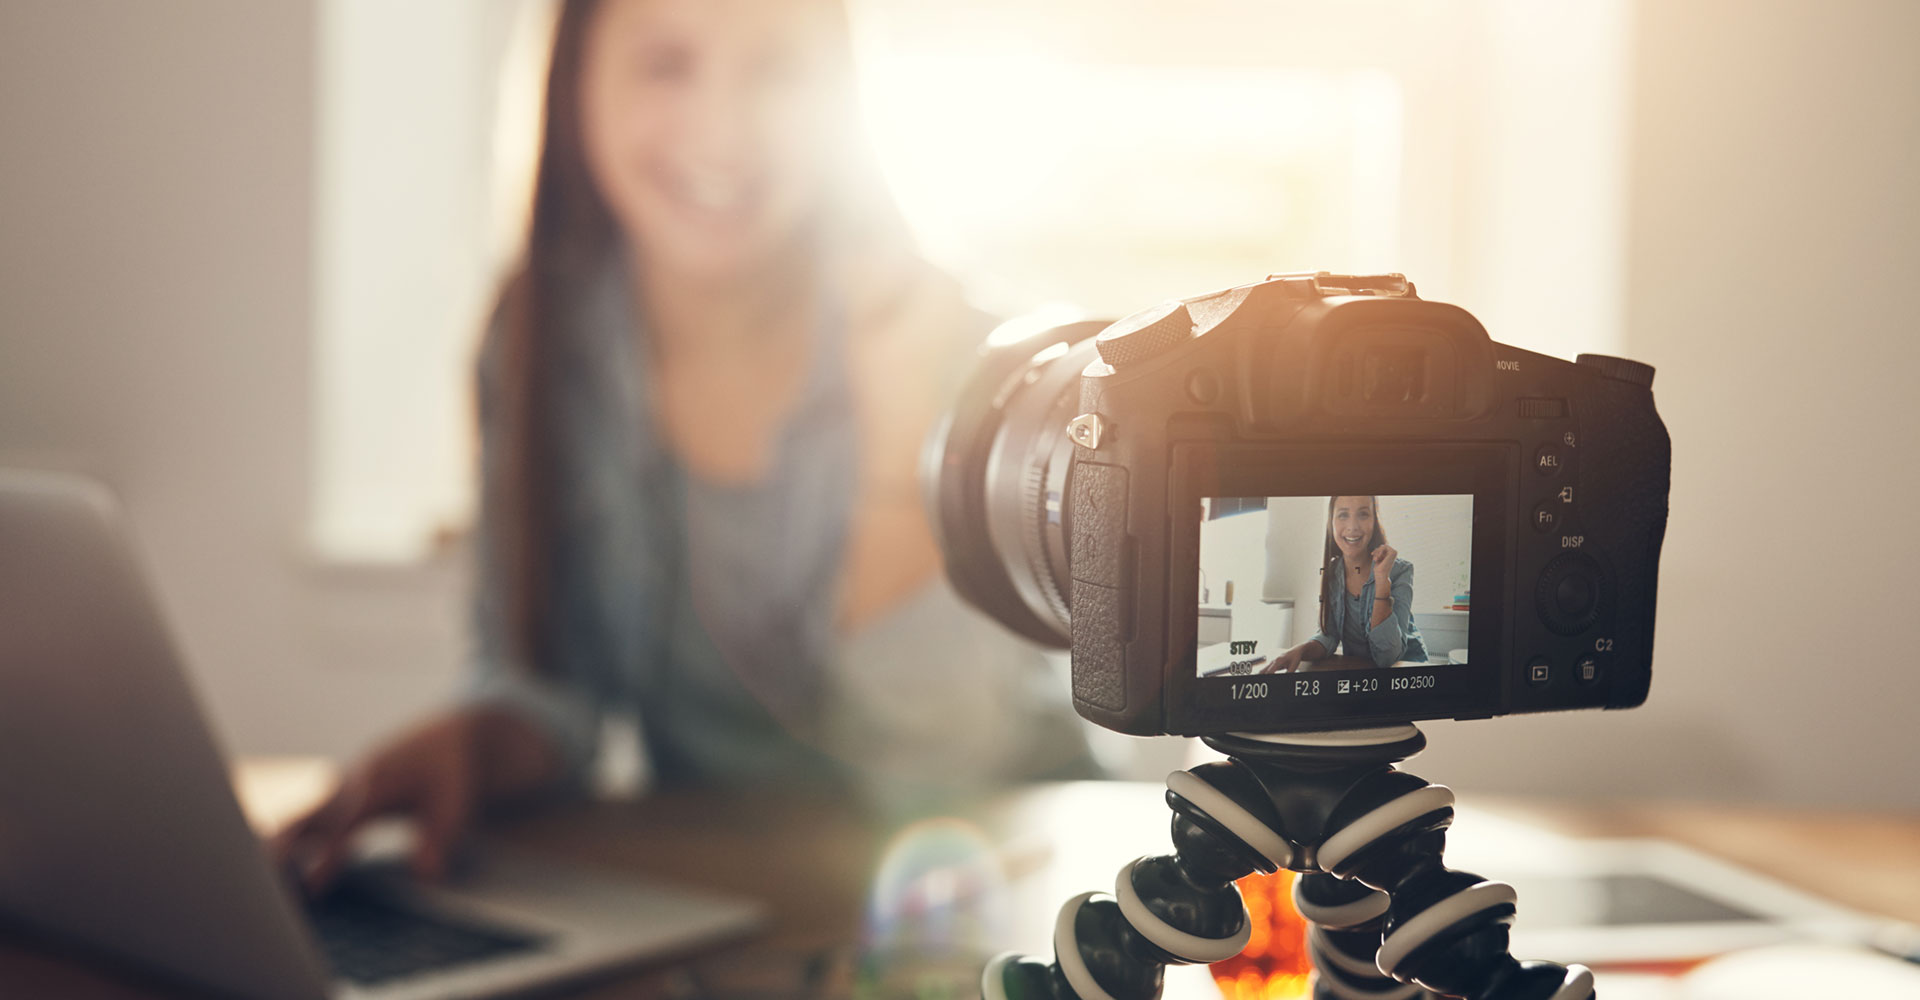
[922,318,1108,648]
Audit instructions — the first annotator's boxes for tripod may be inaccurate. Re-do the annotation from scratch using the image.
[982,725,1594,1000]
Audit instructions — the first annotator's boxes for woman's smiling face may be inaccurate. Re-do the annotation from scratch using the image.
[1330,496,1377,558]
[577,0,846,280]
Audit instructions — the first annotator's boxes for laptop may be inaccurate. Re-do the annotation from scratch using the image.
[0,470,766,999]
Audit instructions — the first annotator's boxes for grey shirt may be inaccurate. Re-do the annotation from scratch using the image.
[1311,557,1428,668]
[463,253,1090,794]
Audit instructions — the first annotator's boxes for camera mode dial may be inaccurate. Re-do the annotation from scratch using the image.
[1576,354,1656,388]
[1096,301,1195,367]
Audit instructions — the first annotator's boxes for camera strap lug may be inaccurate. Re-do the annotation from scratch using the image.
[1067,413,1106,450]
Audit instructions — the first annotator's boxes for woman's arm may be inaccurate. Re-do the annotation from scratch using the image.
[461,307,603,784]
[1307,599,1341,661]
[1261,638,1329,673]
[1365,560,1417,668]
[821,579,1095,790]
[839,266,979,631]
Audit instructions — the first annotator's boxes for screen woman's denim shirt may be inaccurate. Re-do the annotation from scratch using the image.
[1309,557,1428,668]
[459,253,1090,793]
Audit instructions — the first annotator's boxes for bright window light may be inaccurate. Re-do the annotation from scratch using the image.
[310,0,1627,564]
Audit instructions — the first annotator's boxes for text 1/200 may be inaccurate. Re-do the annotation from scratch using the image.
[1229,681,1269,700]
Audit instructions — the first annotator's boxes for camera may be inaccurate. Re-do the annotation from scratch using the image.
[925,272,1670,736]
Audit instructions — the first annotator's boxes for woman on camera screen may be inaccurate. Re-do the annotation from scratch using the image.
[1264,495,1427,673]
[273,0,1089,890]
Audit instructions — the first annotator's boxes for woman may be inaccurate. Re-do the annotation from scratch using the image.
[1264,495,1426,673]
[275,0,1088,891]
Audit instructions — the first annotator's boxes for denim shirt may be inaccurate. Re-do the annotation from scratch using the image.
[461,253,1090,794]
[1310,557,1428,668]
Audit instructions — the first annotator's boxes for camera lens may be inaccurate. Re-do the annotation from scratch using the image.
[922,316,1108,648]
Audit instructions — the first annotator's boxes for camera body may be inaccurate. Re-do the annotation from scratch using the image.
[927,272,1670,738]
[1066,272,1670,735]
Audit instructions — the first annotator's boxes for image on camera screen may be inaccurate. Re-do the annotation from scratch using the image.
[1196,494,1473,678]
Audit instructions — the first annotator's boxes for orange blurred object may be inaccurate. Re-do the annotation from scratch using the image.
[1211,869,1313,1000]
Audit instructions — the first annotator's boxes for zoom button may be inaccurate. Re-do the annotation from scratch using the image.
[1534,444,1567,477]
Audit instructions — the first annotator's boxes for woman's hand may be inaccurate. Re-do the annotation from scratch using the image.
[270,707,560,894]
[839,266,969,631]
[1261,647,1305,674]
[1372,543,1399,587]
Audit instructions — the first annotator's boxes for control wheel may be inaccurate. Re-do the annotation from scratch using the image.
[1536,552,1608,636]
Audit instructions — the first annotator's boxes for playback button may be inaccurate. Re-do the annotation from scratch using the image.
[1526,657,1552,688]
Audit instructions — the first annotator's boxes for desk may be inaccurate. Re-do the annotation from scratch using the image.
[3,767,1917,999]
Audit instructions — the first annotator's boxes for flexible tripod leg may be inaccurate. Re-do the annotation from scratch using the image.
[1296,872,1432,999]
[982,727,1595,1000]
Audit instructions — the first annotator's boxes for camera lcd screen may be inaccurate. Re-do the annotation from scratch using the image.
[1195,494,1473,697]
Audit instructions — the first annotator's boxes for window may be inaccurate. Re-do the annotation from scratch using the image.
[310,0,543,563]
[308,0,1628,563]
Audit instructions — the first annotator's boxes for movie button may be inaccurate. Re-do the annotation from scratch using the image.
[1517,397,1567,419]
[1575,654,1603,685]
[1526,658,1552,688]
[1534,444,1566,477]
[1532,502,1559,533]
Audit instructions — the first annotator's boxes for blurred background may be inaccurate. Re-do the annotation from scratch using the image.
[0,0,1915,808]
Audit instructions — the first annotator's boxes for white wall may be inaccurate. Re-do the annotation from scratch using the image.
[1196,505,1290,657]
[1198,496,1471,663]
[3,0,1916,809]
[312,0,534,563]
[1261,496,1474,628]
[1410,0,1920,808]
[0,1,464,761]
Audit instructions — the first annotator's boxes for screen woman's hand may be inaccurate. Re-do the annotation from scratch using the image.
[1262,648,1305,674]
[269,707,561,894]
[1371,543,1400,586]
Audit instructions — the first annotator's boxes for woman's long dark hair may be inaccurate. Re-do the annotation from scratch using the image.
[490,0,613,671]
[489,0,914,670]
[1318,495,1389,637]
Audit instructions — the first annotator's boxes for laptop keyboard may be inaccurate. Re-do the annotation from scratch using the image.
[305,888,549,987]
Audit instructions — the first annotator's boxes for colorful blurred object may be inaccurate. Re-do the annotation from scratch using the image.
[1211,869,1312,1000]
[856,817,1008,998]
